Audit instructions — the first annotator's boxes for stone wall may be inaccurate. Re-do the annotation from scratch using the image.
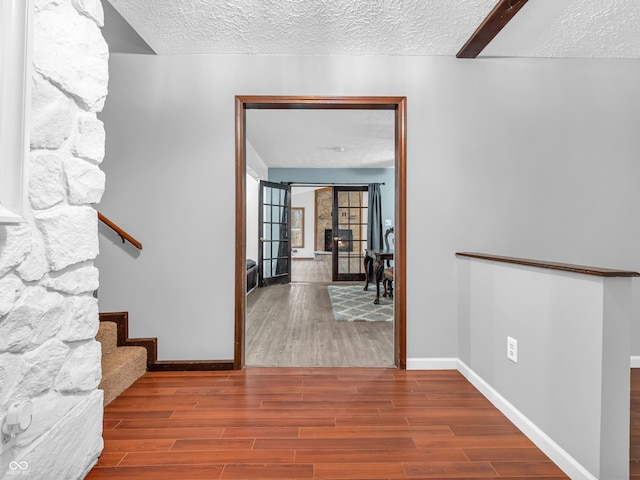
[0,0,107,478]
[316,188,332,251]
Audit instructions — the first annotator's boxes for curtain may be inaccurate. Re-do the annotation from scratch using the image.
[275,188,289,275]
[367,183,383,251]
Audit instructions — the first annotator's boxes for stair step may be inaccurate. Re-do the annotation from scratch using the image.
[99,345,147,406]
[96,321,117,355]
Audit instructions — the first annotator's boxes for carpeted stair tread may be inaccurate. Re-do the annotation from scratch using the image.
[96,321,117,355]
[99,345,147,405]
[97,320,148,406]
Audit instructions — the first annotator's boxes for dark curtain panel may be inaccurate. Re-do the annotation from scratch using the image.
[367,183,383,251]
[275,189,289,275]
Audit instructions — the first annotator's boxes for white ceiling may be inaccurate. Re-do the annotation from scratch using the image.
[105,0,640,169]
[107,0,640,58]
[247,109,395,169]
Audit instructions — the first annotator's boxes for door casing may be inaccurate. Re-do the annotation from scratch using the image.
[235,96,407,369]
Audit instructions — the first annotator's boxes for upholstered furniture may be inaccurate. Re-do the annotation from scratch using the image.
[247,259,258,292]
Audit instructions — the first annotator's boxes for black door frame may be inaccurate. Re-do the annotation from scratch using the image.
[235,96,407,369]
[258,180,292,287]
[331,185,368,282]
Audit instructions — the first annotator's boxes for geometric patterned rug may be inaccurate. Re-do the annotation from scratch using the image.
[327,284,393,322]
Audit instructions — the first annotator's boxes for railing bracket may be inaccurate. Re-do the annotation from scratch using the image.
[98,211,143,250]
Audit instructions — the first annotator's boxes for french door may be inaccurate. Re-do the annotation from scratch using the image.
[332,186,368,282]
[258,181,291,287]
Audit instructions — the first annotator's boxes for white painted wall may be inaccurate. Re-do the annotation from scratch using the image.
[457,257,631,479]
[291,187,317,259]
[246,140,268,181]
[246,174,260,265]
[0,1,107,477]
[246,141,267,275]
[96,54,640,361]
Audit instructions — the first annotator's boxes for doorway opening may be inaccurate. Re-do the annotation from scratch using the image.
[235,96,406,369]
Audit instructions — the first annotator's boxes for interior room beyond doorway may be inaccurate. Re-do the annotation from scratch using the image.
[245,169,396,367]
[235,96,407,369]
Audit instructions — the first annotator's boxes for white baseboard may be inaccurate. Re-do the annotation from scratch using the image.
[456,360,597,480]
[631,356,640,368]
[406,357,458,370]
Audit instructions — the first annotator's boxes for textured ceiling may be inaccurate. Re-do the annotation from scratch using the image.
[106,0,486,56]
[246,109,395,169]
[484,0,640,58]
[106,0,640,58]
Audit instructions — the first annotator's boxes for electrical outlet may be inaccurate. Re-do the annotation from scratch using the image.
[507,336,518,363]
[0,431,16,455]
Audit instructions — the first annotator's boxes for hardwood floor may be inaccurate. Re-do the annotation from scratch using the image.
[86,368,573,479]
[292,257,332,283]
[88,256,637,478]
[246,258,394,367]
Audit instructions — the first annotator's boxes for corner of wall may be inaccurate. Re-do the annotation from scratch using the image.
[456,360,598,480]
[408,357,600,480]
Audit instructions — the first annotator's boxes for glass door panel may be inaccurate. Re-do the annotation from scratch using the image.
[258,181,291,287]
[332,186,368,282]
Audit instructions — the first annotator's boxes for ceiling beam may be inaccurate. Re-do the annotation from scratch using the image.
[456,0,529,59]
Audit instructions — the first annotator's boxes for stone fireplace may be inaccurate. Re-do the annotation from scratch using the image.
[314,187,365,254]
[315,187,333,251]
[324,228,354,252]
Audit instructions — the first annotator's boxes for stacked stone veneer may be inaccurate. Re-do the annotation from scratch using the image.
[0,1,107,478]
[316,189,332,251]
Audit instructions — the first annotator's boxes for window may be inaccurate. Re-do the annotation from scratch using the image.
[0,0,32,224]
[291,207,304,248]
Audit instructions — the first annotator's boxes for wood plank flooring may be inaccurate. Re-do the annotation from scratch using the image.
[86,368,573,479]
[246,258,393,367]
[292,257,332,283]
[88,255,638,478]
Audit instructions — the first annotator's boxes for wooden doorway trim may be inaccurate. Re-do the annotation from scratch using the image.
[234,96,407,369]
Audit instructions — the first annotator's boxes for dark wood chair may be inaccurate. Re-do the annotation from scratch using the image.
[383,227,394,299]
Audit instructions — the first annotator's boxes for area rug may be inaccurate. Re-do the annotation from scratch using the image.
[327,284,393,322]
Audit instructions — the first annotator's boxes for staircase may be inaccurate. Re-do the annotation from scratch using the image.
[97,319,147,405]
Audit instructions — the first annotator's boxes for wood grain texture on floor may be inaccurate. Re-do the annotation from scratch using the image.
[86,368,572,479]
[246,260,394,367]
